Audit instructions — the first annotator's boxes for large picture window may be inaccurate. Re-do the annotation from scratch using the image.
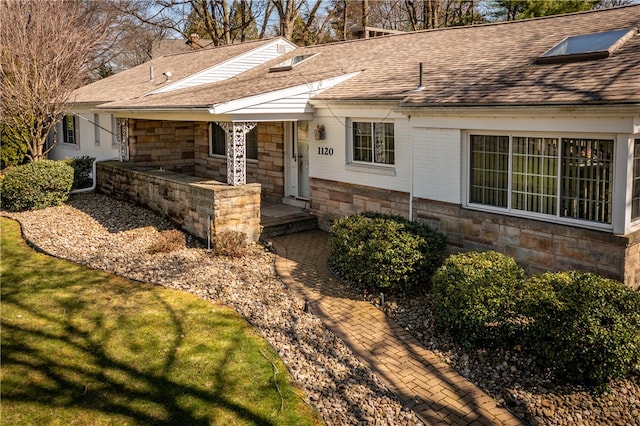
[633,138,640,221]
[352,122,394,165]
[210,123,258,160]
[469,134,614,225]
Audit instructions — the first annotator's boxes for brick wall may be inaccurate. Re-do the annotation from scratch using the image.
[97,161,262,242]
[310,177,639,288]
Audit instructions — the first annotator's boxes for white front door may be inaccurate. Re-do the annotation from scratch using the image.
[297,121,310,199]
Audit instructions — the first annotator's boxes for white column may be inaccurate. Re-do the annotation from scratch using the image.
[217,121,257,185]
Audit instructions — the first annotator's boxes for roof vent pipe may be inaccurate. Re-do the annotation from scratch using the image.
[415,62,424,91]
[149,66,154,81]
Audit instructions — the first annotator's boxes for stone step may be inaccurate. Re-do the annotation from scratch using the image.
[261,213,318,239]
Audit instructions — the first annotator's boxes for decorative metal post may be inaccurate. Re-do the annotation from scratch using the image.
[116,118,129,161]
[216,121,257,185]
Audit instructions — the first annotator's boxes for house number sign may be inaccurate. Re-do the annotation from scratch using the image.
[317,146,334,156]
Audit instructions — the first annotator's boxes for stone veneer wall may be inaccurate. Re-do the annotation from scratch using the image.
[194,122,285,202]
[310,178,410,226]
[128,119,196,174]
[310,177,640,289]
[97,161,262,242]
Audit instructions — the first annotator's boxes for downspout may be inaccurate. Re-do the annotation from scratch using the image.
[409,63,425,221]
[69,157,118,194]
[409,126,414,221]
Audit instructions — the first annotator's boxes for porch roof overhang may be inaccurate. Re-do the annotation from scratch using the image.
[208,71,361,118]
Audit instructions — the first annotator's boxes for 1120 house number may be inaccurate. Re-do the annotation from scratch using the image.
[317,147,334,156]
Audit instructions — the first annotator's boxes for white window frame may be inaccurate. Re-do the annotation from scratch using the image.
[347,119,396,172]
[208,122,259,162]
[463,131,616,231]
[59,114,79,148]
[632,137,640,223]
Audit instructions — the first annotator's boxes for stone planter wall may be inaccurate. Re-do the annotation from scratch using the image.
[310,177,639,288]
[97,161,262,242]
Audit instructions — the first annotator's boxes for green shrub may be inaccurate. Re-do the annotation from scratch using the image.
[0,160,73,212]
[63,156,95,189]
[522,271,640,387]
[431,251,526,347]
[328,212,446,292]
[148,229,186,254]
[1,125,28,170]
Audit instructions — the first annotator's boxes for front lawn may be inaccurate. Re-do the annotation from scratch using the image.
[0,217,321,426]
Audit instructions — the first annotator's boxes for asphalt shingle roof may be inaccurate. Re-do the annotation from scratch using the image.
[70,38,278,104]
[97,5,640,110]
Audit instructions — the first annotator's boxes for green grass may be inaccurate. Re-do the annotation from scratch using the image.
[0,217,321,426]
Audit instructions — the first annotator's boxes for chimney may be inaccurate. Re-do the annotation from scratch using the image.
[149,66,154,81]
[189,33,201,49]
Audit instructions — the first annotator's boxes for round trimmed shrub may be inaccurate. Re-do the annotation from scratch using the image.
[431,251,526,347]
[328,212,446,293]
[0,160,74,212]
[522,271,640,387]
[62,156,95,189]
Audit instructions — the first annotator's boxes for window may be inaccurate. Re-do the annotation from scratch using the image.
[469,134,614,225]
[536,28,637,64]
[352,122,394,165]
[269,53,318,72]
[210,122,258,160]
[61,115,77,145]
[94,114,100,146]
[633,139,640,221]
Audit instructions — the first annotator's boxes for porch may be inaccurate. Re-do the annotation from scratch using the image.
[95,161,316,243]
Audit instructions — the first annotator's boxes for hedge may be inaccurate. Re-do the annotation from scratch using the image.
[328,212,446,292]
[0,160,74,212]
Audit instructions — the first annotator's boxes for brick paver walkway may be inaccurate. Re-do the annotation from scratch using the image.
[270,229,525,426]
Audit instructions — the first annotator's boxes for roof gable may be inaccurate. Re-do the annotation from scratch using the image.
[148,38,297,95]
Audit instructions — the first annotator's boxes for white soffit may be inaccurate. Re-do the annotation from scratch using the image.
[208,71,361,115]
[146,38,297,95]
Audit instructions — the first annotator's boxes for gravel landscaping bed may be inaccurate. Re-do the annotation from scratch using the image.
[4,193,421,426]
[5,192,639,426]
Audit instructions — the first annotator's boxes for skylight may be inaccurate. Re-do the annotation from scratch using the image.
[269,53,318,72]
[536,28,637,64]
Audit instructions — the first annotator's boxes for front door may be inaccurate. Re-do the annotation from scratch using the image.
[297,121,310,199]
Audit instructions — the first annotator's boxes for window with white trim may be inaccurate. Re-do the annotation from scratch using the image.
[469,134,614,225]
[352,121,394,165]
[632,138,640,221]
[61,114,77,145]
[209,122,258,160]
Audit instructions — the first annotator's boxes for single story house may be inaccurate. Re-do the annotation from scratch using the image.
[56,5,640,288]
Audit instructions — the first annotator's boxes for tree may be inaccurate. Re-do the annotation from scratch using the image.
[0,0,111,162]
[487,0,599,21]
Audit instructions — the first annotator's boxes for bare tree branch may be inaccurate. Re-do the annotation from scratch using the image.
[0,0,111,161]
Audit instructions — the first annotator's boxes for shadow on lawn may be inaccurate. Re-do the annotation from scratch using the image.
[1,282,276,425]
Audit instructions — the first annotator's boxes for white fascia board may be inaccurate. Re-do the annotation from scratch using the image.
[146,38,297,96]
[208,71,360,115]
